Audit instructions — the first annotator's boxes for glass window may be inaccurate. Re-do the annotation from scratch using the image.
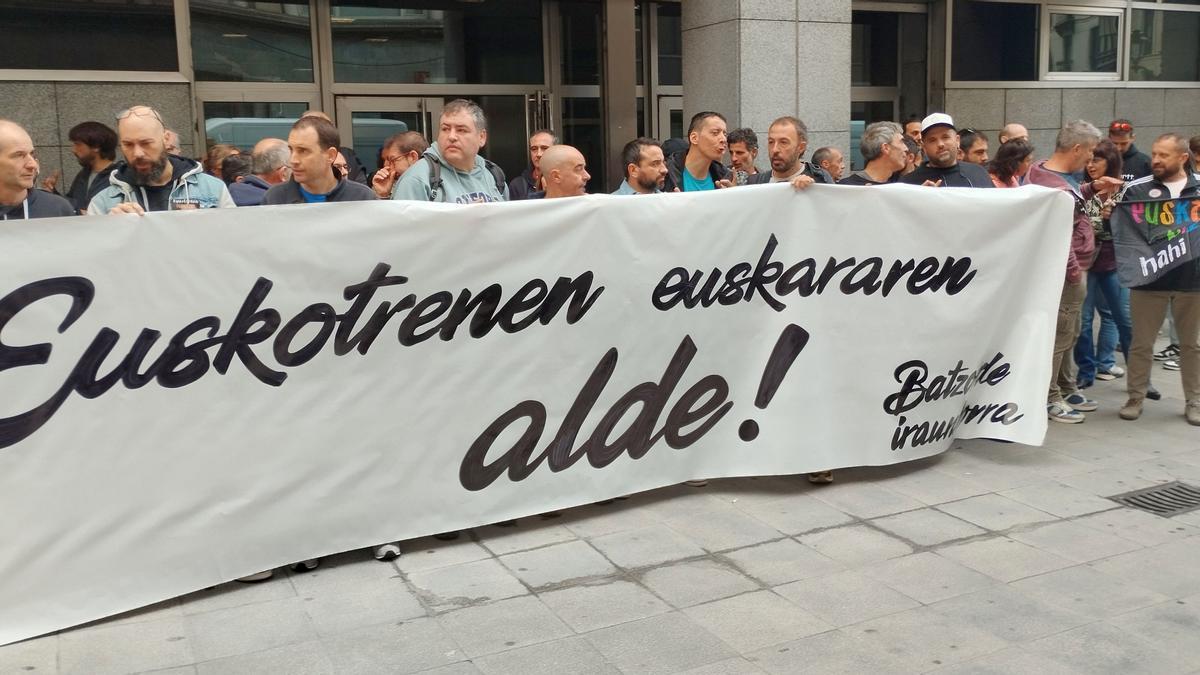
[852,12,899,87]
[0,0,176,71]
[330,1,543,84]
[1048,12,1119,74]
[562,1,601,86]
[202,101,310,151]
[469,95,529,184]
[562,97,603,193]
[636,2,645,86]
[657,3,682,86]
[850,101,896,171]
[1131,9,1200,82]
[952,0,1038,81]
[191,1,314,82]
[349,112,418,174]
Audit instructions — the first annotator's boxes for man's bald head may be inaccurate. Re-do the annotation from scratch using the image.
[250,137,291,182]
[116,106,171,185]
[0,119,38,196]
[0,119,32,152]
[301,110,333,123]
[1000,123,1029,144]
[539,145,589,198]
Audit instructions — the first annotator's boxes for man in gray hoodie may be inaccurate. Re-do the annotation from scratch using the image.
[391,99,508,204]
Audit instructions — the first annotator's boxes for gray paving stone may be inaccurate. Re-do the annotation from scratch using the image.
[936,494,1058,531]
[795,524,913,567]
[418,663,482,675]
[475,522,577,556]
[664,507,783,552]
[184,597,318,662]
[407,558,528,610]
[1108,597,1200,669]
[143,667,198,675]
[538,580,670,633]
[394,537,493,574]
[843,607,1010,671]
[721,539,844,586]
[475,635,618,675]
[929,647,1090,675]
[195,640,334,675]
[677,656,767,674]
[745,629,913,674]
[640,559,758,608]
[59,616,192,675]
[929,585,1091,643]
[92,598,183,629]
[179,576,297,616]
[683,591,831,653]
[1069,507,1200,547]
[1088,537,1200,598]
[499,540,615,588]
[589,524,706,569]
[1026,621,1193,673]
[320,617,465,674]
[1010,565,1170,617]
[559,502,660,539]
[860,552,996,604]
[1000,481,1122,518]
[773,570,920,627]
[1049,437,1155,468]
[1055,467,1162,498]
[436,596,571,659]
[1008,520,1142,563]
[731,494,854,535]
[299,582,426,637]
[0,634,57,675]
[287,551,404,596]
[585,613,737,674]
[936,536,1075,582]
[869,465,992,506]
[869,508,986,546]
[809,482,925,519]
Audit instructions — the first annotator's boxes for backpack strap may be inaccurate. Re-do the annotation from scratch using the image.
[483,158,507,198]
[424,151,444,202]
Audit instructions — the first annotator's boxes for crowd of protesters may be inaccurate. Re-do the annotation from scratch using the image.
[2,99,1199,576]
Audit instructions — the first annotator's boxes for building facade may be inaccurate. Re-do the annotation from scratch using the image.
[1,0,1197,193]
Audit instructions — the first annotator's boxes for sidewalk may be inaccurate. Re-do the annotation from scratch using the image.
[3,370,1199,675]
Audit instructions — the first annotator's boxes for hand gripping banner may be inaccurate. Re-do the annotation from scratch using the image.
[1111,196,1200,287]
[0,183,1072,643]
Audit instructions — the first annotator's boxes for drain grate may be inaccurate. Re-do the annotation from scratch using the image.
[1110,481,1200,517]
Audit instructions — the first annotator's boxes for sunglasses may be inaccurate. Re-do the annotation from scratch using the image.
[958,127,978,135]
[1110,122,1133,133]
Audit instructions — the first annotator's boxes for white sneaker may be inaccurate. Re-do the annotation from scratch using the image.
[1048,401,1085,424]
[289,559,320,573]
[374,542,402,561]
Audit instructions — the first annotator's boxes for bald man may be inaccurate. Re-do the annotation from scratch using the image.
[89,106,234,214]
[999,123,1029,145]
[0,119,74,220]
[229,137,290,206]
[538,144,590,198]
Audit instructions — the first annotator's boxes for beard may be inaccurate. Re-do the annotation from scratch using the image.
[636,173,661,192]
[132,154,169,185]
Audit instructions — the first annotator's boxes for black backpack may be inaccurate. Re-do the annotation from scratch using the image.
[425,151,507,202]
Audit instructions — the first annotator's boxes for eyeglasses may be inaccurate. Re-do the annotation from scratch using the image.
[382,155,402,165]
[1110,122,1133,132]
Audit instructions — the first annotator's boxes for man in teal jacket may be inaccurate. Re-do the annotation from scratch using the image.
[391,99,508,204]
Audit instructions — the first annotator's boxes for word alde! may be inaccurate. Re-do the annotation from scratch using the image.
[652,234,977,312]
[0,263,604,448]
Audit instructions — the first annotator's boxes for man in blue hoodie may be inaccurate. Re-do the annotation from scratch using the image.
[228,138,290,206]
[391,99,508,204]
[88,106,235,214]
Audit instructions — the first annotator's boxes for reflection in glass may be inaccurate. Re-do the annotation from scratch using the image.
[951,0,1038,81]
[470,96,528,186]
[852,12,899,87]
[1130,9,1200,82]
[191,1,313,82]
[562,98,603,193]
[350,112,417,174]
[330,1,543,84]
[202,102,310,151]
[850,101,895,171]
[657,3,682,86]
[0,0,176,71]
[562,1,601,86]
[1048,13,1118,73]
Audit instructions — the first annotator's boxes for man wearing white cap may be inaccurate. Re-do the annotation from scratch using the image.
[900,113,993,188]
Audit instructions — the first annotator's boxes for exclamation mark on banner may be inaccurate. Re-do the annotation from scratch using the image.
[738,324,810,442]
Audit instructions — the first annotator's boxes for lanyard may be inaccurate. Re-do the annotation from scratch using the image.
[1,199,29,220]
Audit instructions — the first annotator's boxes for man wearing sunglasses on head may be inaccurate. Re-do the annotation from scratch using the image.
[900,113,994,188]
[1108,119,1152,182]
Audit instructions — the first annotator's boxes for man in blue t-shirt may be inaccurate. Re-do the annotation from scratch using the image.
[664,112,732,192]
[262,117,376,205]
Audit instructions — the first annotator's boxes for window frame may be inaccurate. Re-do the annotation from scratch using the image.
[1040,5,1124,82]
[946,0,1200,88]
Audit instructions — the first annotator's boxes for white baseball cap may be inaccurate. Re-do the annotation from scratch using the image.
[920,113,956,135]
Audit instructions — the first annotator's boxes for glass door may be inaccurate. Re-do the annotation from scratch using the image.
[657,95,683,140]
[334,96,443,175]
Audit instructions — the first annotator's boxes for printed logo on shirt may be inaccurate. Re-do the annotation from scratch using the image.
[170,197,218,210]
[454,192,502,205]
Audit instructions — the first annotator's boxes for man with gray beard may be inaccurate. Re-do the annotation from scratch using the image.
[88,105,234,215]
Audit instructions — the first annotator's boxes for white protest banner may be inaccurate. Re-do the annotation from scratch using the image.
[0,183,1071,644]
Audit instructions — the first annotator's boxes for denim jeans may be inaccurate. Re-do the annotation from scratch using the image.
[1075,270,1132,385]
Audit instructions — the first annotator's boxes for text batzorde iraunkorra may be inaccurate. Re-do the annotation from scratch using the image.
[0,234,1021,485]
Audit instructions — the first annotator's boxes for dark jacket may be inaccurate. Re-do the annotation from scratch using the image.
[1,188,75,220]
[746,162,833,185]
[1120,144,1152,182]
[262,177,377,205]
[228,175,273,207]
[1117,172,1200,291]
[65,163,118,213]
[339,147,369,185]
[1025,160,1099,285]
[838,170,892,186]
[664,150,731,192]
[899,161,994,188]
[508,167,538,201]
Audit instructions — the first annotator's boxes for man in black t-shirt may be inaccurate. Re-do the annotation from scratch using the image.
[900,113,994,188]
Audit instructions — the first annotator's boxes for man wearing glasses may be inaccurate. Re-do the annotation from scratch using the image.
[1108,119,1152,182]
[88,106,235,214]
[370,131,429,199]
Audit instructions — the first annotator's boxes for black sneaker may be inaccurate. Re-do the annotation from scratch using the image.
[1155,344,1180,361]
